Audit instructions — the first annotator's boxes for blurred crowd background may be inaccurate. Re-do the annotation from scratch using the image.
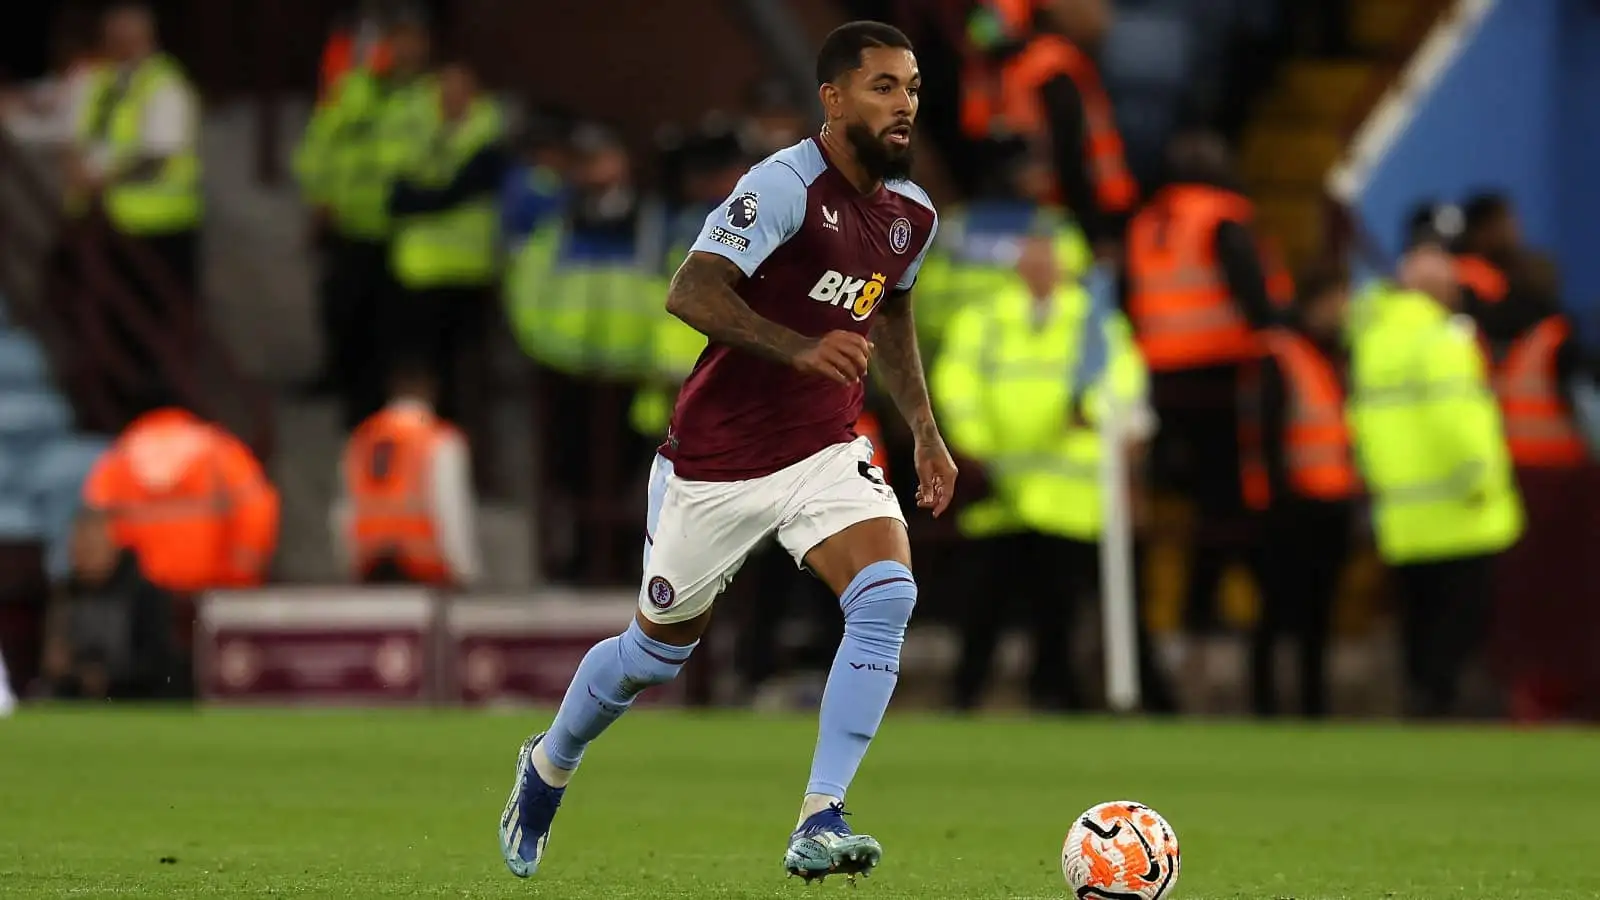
[0,0,1596,722]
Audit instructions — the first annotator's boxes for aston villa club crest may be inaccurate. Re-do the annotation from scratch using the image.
[889,217,912,255]
[647,576,676,609]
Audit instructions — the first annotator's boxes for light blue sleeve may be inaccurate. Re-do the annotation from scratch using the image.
[687,161,808,276]
[896,211,939,291]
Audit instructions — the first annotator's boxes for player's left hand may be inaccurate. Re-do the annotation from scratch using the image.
[913,434,958,518]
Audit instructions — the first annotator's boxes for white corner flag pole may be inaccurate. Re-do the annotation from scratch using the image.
[1099,397,1141,713]
[1079,260,1140,714]
[0,642,16,715]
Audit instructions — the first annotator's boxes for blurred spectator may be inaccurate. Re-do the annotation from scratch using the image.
[1348,242,1524,719]
[387,60,508,432]
[933,222,1173,712]
[1240,263,1358,718]
[1456,192,1561,349]
[1041,0,1112,47]
[82,386,280,597]
[293,11,434,429]
[63,3,202,364]
[628,122,737,442]
[500,107,570,249]
[0,3,100,147]
[1122,130,1277,652]
[568,124,640,241]
[332,358,480,586]
[1495,307,1594,469]
[908,164,1095,359]
[507,121,656,581]
[317,0,394,104]
[29,511,179,701]
[960,0,1136,256]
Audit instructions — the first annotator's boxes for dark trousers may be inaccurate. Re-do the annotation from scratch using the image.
[1249,501,1352,718]
[318,236,395,430]
[1150,367,1254,633]
[391,284,491,429]
[952,533,1175,713]
[1391,553,1497,718]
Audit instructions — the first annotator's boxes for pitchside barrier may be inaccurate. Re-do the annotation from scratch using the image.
[194,587,685,708]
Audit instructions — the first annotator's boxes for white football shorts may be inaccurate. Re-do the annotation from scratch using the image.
[637,435,906,625]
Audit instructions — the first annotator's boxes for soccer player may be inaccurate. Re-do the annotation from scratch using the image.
[499,20,956,884]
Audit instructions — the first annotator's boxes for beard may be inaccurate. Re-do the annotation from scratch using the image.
[845,120,914,182]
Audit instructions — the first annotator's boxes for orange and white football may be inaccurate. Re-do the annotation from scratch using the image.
[1061,800,1181,899]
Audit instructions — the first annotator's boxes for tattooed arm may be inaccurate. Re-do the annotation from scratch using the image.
[665,251,810,364]
[666,252,871,383]
[869,289,938,442]
[872,289,959,515]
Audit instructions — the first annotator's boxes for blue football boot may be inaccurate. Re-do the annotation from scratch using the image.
[498,733,565,877]
[783,802,882,884]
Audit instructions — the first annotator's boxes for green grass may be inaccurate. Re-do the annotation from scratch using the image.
[1,708,1596,898]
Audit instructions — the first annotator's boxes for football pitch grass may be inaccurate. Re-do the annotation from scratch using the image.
[3,708,1597,898]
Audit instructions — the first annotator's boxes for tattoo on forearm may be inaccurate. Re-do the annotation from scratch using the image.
[870,290,938,441]
[666,253,810,364]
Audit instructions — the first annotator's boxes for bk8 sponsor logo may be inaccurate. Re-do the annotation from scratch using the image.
[808,270,887,322]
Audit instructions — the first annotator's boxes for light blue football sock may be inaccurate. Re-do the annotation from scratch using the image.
[806,560,918,799]
[543,619,696,771]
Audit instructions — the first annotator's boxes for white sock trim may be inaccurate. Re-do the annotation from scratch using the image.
[798,793,843,828]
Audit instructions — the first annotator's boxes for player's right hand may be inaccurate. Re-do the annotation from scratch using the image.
[793,330,872,384]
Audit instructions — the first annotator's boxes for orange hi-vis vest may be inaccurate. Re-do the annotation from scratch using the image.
[960,31,1138,216]
[854,410,891,481]
[1239,329,1358,510]
[1258,232,1295,309]
[1126,183,1263,371]
[318,28,391,103]
[84,408,279,594]
[1495,316,1587,468]
[343,404,459,584]
[1455,253,1508,305]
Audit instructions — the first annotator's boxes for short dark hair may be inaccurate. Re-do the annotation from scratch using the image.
[815,21,913,86]
[1462,190,1512,236]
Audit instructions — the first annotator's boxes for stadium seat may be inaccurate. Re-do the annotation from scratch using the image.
[0,498,42,541]
[23,436,109,498]
[0,448,17,497]
[0,333,51,389]
[24,436,109,582]
[0,389,72,446]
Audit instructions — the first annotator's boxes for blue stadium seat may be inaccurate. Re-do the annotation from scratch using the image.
[0,447,18,497]
[0,389,72,444]
[23,436,108,582]
[0,333,51,389]
[0,498,42,541]
[23,436,108,498]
